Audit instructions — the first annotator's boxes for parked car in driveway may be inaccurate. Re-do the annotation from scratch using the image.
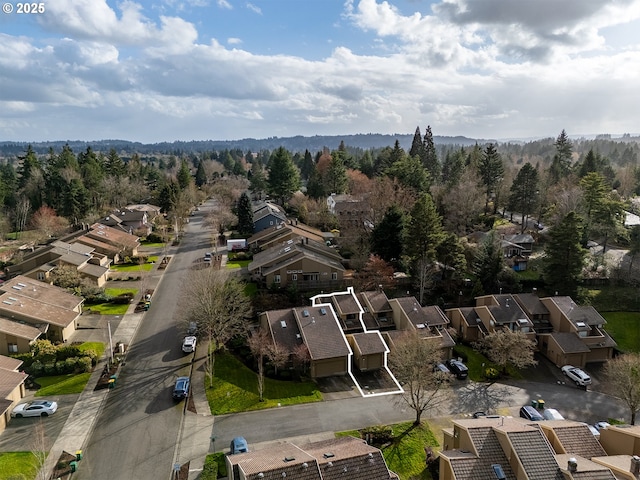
[446,359,469,379]
[172,376,190,400]
[433,362,450,374]
[11,400,58,418]
[519,405,544,421]
[561,365,592,387]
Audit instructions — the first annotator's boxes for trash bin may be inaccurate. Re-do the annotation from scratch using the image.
[108,375,117,389]
[75,450,83,461]
[536,399,545,409]
[70,461,78,472]
[531,400,538,408]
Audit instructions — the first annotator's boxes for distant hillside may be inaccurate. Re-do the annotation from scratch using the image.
[0,133,484,157]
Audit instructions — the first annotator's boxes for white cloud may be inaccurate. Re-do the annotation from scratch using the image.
[246,2,261,14]
[227,37,242,45]
[217,0,232,10]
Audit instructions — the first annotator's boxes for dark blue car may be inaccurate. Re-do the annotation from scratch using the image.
[172,376,190,400]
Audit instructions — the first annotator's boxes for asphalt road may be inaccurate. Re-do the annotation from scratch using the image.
[75,205,213,480]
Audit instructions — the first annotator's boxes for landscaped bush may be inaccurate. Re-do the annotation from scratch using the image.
[112,293,134,304]
[200,455,218,480]
[18,340,97,376]
[146,231,164,243]
[361,425,393,445]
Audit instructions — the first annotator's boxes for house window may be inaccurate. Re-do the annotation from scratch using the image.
[8,343,18,353]
[331,272,338,280]
[292,274,297,281]
[303,273,319,282]
[36,272,45,281]
[274,274,281,283]
[270,221,274,225]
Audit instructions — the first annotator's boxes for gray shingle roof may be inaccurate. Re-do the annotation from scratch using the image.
[297,306,351,360]
[350,332,387,355]
[507,430,564,480]
[551,424,607,458]
[550,332,592,354]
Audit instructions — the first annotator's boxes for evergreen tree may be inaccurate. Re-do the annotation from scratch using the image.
[0,163,17,208]
[370,205,405,265]
[195,159,207,187]
[306,165,325,199]
[550,129,573,183]
[578,149,598,178]
[508,162,539,232]
[390,139,405,165]
[473,230,505,294]
[61,178,90,220]
[177,160,192,190]
[477,143,504,214]
[359,150,375,178]
[386,155,431,194]
[544,212,586,296]
[441,147,465,186]
[236,192,254,236]
[249,160,267,197]
[409,126,425,163]
[299,149,315,181]
[16,145,41,190]
[405,193,445,261]
[104,148,126,178]
[267,147,300,204]
[423,125,440,181]
[325,154,348,195]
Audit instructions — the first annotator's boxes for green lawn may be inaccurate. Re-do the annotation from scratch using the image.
[601,312,640,353]
[586,286,640,312]
[337,422,439,480]
[84,288,138,315]
[205,351,322,414]
[140,242,165,248]
[78,341,106,359]
[0,452,43,480]
[35,373,92,396]
[226,259,250,269]
[110,258,157,272]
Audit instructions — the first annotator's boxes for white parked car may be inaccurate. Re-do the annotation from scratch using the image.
[182,336,197,353]
[11,400,58,418]
[543,408,565,420]
[561,365,592,387]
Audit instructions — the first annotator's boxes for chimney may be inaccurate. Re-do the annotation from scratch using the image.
[631,455,640,478]
[568,458,578,473]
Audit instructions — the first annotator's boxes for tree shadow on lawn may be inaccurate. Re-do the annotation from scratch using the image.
[452,382,515,415]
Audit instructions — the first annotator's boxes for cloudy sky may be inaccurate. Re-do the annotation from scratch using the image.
[1,0,639,143]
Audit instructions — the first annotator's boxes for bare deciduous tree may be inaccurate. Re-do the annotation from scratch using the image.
[31,419,48,480]
[179,269,252,387]
[247,329,271,402]
[30,205,69,241]
[388,333,453,425]
[473,329,537,376]
[604,352,640,425]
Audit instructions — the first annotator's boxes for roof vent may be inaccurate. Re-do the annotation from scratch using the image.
[302,463,308,468]
[280,321,287,328]
[258,474,264,478]
[319,308,327,315]
[568,458,578,473]
[518,319,528,325]
[302,310,309,317]
[283,247,291,253]
[284,456,295,462]
[631,455,640,475]
[416,323,426,329]
[323,453,334,459]
[327,462,333,467]
[576,321,587,327]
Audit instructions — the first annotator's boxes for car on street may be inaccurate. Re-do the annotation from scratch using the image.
[446,359,469,379]
[542,408,565,420]
[230,436,249,454]
[593,421,610,431]
[186,321,198,336]
[561,365,592,387]
[519,405,544,421]
[182,335,197,353]
[433,362,450,374]
[172,376,190,400]
[11,400,58,418]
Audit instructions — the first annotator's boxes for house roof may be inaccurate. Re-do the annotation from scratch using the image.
[545,297,607,327]
[228,442,321,480]
[0,354,24,371]
[350,332,387,355]
[549,332,592,354]
[248,222,325,247]
[485,295,531,326]
[249,241,344,274]
[263,309,303,351]
[0,292,78,328]
[0,316,43,340]
[227,436,397,480]
[507,429,565,479]
[554,454,617,479]
[296,305,351,360]
[73,234,121,254]
[504,233,535,244]
[542,422,607,459]
[1,276,83,310]
[253,202,287,223]
[88,223,140,250]
[303,436,396,480]
[392,297,447,329]
[0,367,28,401]
[78,262,110,279]
[514,293,549,316]
[51,240,95,255]
[360,291,392,314]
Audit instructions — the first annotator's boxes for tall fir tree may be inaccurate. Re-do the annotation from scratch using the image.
[405,193,445,261]
[550,129,573,183]
[195,159,207,187]
[267,147,300,205]
[508,162,539,233]
[477,143,504,214]
[544,212,586,296]
[423,125,440,181]
[370,205,405,265]
[236,192,254,236]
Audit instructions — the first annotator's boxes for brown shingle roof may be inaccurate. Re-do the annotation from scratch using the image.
[88,223,139,250]
[1,276,83,310]
[350,332,387,355]
[0,292,78,328]
[514,293,549,316]
[0,354,23,371]
[360,291,392,314]
[263,309,302,351]
[0,316,43,340]
[551,424,607,458]
[228,443,321,480]
[296,306,351,360]
[507,430,564,479]
[550,332,592,354]
[0,367,27,399]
